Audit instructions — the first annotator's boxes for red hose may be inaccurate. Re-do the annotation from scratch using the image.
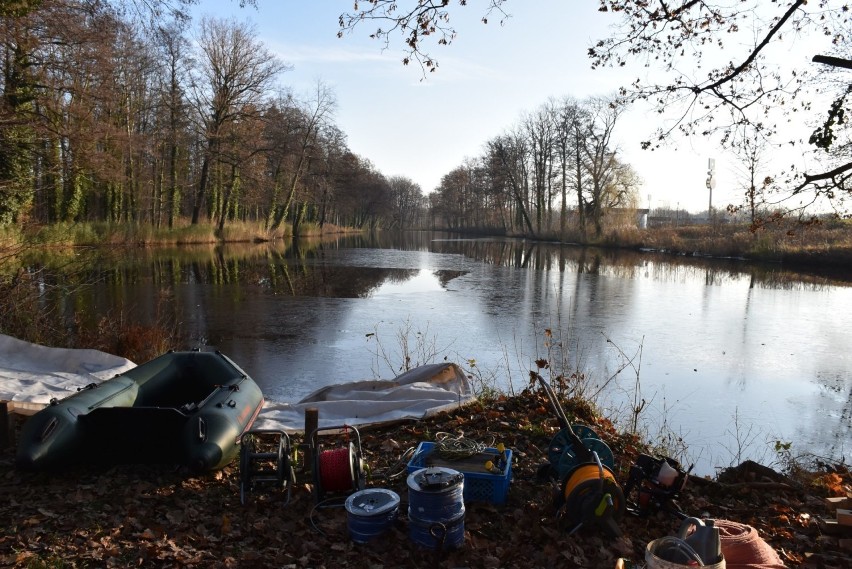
[319,447,353,493]
[716,519,785,569]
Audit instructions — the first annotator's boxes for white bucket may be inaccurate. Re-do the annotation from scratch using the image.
[645,538,726,569]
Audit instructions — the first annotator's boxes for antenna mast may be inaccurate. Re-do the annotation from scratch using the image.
[706,158,716,222]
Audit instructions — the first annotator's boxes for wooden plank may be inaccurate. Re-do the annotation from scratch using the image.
[303,407,318,480]
[837,509,852,527]
[0,401,9,449]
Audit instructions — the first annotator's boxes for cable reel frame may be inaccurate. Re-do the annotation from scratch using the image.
[622,453,692,519]
[557,451,626,538]
[535,374,625,537]
[239,429,295,505]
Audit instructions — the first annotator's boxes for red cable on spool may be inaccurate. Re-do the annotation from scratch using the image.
[318,446,354,493]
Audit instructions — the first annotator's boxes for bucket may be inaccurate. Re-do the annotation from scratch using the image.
[645,537,726,569]
[344,488,400,544]
[407,467,465,550]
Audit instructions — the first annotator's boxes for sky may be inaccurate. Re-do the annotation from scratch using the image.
[187,0,822,214]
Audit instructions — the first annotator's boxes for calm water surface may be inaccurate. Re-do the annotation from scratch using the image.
[44,232,852,475]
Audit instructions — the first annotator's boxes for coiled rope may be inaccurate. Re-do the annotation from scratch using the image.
[372,446,416,481]
[431,432,492,460]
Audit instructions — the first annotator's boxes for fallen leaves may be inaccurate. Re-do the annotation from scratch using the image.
[1,390,850,568]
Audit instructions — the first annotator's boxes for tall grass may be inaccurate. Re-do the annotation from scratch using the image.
[9,219,375,248]
[72,290,182,363]
[0,260,181,363]
[0,229,184,361]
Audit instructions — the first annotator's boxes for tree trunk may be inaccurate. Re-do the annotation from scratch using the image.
[191,143,212,225]
[217,164,238,233]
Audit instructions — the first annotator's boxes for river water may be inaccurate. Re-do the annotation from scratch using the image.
[41,231,852,475]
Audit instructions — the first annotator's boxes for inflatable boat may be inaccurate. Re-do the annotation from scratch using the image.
[15,350,264,472]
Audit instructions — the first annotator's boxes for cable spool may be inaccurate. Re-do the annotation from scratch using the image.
[345,488,400,544]
[318,444,360,494]
[535,375,624,537]
[239,429,293,505]
[311,425,366,504]
[407,467,466,551]
[559,460,625,536]
[548,424,616,476]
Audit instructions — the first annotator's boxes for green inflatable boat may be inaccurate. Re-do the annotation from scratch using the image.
[16,350,264,472]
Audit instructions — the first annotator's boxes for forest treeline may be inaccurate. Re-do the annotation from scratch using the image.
[1,0,648,242]
[430,96,641,239]
[0,0,427,236]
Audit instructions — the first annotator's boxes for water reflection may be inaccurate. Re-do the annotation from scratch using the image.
[17,231,852,475]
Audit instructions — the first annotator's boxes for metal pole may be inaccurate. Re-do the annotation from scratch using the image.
[708,185,713,222]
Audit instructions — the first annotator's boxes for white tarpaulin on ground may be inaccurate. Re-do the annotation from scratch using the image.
[252,362,474,432]
[0,334,137,403]
[0,334,474,429]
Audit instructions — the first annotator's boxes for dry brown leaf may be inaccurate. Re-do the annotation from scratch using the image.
[139,528,156,540]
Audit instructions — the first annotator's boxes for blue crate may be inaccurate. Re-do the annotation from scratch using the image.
[406,441,512,505]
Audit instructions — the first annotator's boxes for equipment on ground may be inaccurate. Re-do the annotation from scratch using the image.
[622,453,691,519]
[16,350,264,472]
[311,424,367,504]
[535,373,625,537]
[239,429,295,505]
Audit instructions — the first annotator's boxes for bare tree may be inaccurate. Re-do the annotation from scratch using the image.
[187,16,288,225]
[152,20,191,228]
[522,104,557,233]
[313,123,348,229]
[338,0,509,73]
[592,0,852,219]
[731,132,771,226]
[267,80,336,233]
[582,97,623,237]
[552,97,592,239]
[387,175,423,229]
[488,131,535,235]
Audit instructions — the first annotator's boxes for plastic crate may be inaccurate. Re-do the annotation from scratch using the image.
[406,441,512,505]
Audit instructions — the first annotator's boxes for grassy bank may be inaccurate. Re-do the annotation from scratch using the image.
[7,217,852,268]
[528,218,852,271]
[2,219,368,248]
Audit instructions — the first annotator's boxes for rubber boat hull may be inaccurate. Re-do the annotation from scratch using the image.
[16,350,264,472]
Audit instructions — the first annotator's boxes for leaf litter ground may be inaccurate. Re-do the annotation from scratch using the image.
[1,389,850,568]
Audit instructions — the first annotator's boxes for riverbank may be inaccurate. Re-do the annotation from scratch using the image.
[5,217,852,265]
[1,388,849,568]
[629,222,852,274]
[1,219,368,248]
[508,218,852,276]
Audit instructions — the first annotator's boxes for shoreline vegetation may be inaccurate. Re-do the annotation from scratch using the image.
[3,216,851,270]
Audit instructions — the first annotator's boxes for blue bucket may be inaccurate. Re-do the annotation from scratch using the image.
[407,467,465,550]
[345,488,400,543]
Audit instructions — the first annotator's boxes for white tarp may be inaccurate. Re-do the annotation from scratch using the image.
[0,334,137,403]
[0,334,474,430]
[253,362,474,433]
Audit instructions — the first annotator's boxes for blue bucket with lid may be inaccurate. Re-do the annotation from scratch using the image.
[345,488,400,543]
[407,467,465,550]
